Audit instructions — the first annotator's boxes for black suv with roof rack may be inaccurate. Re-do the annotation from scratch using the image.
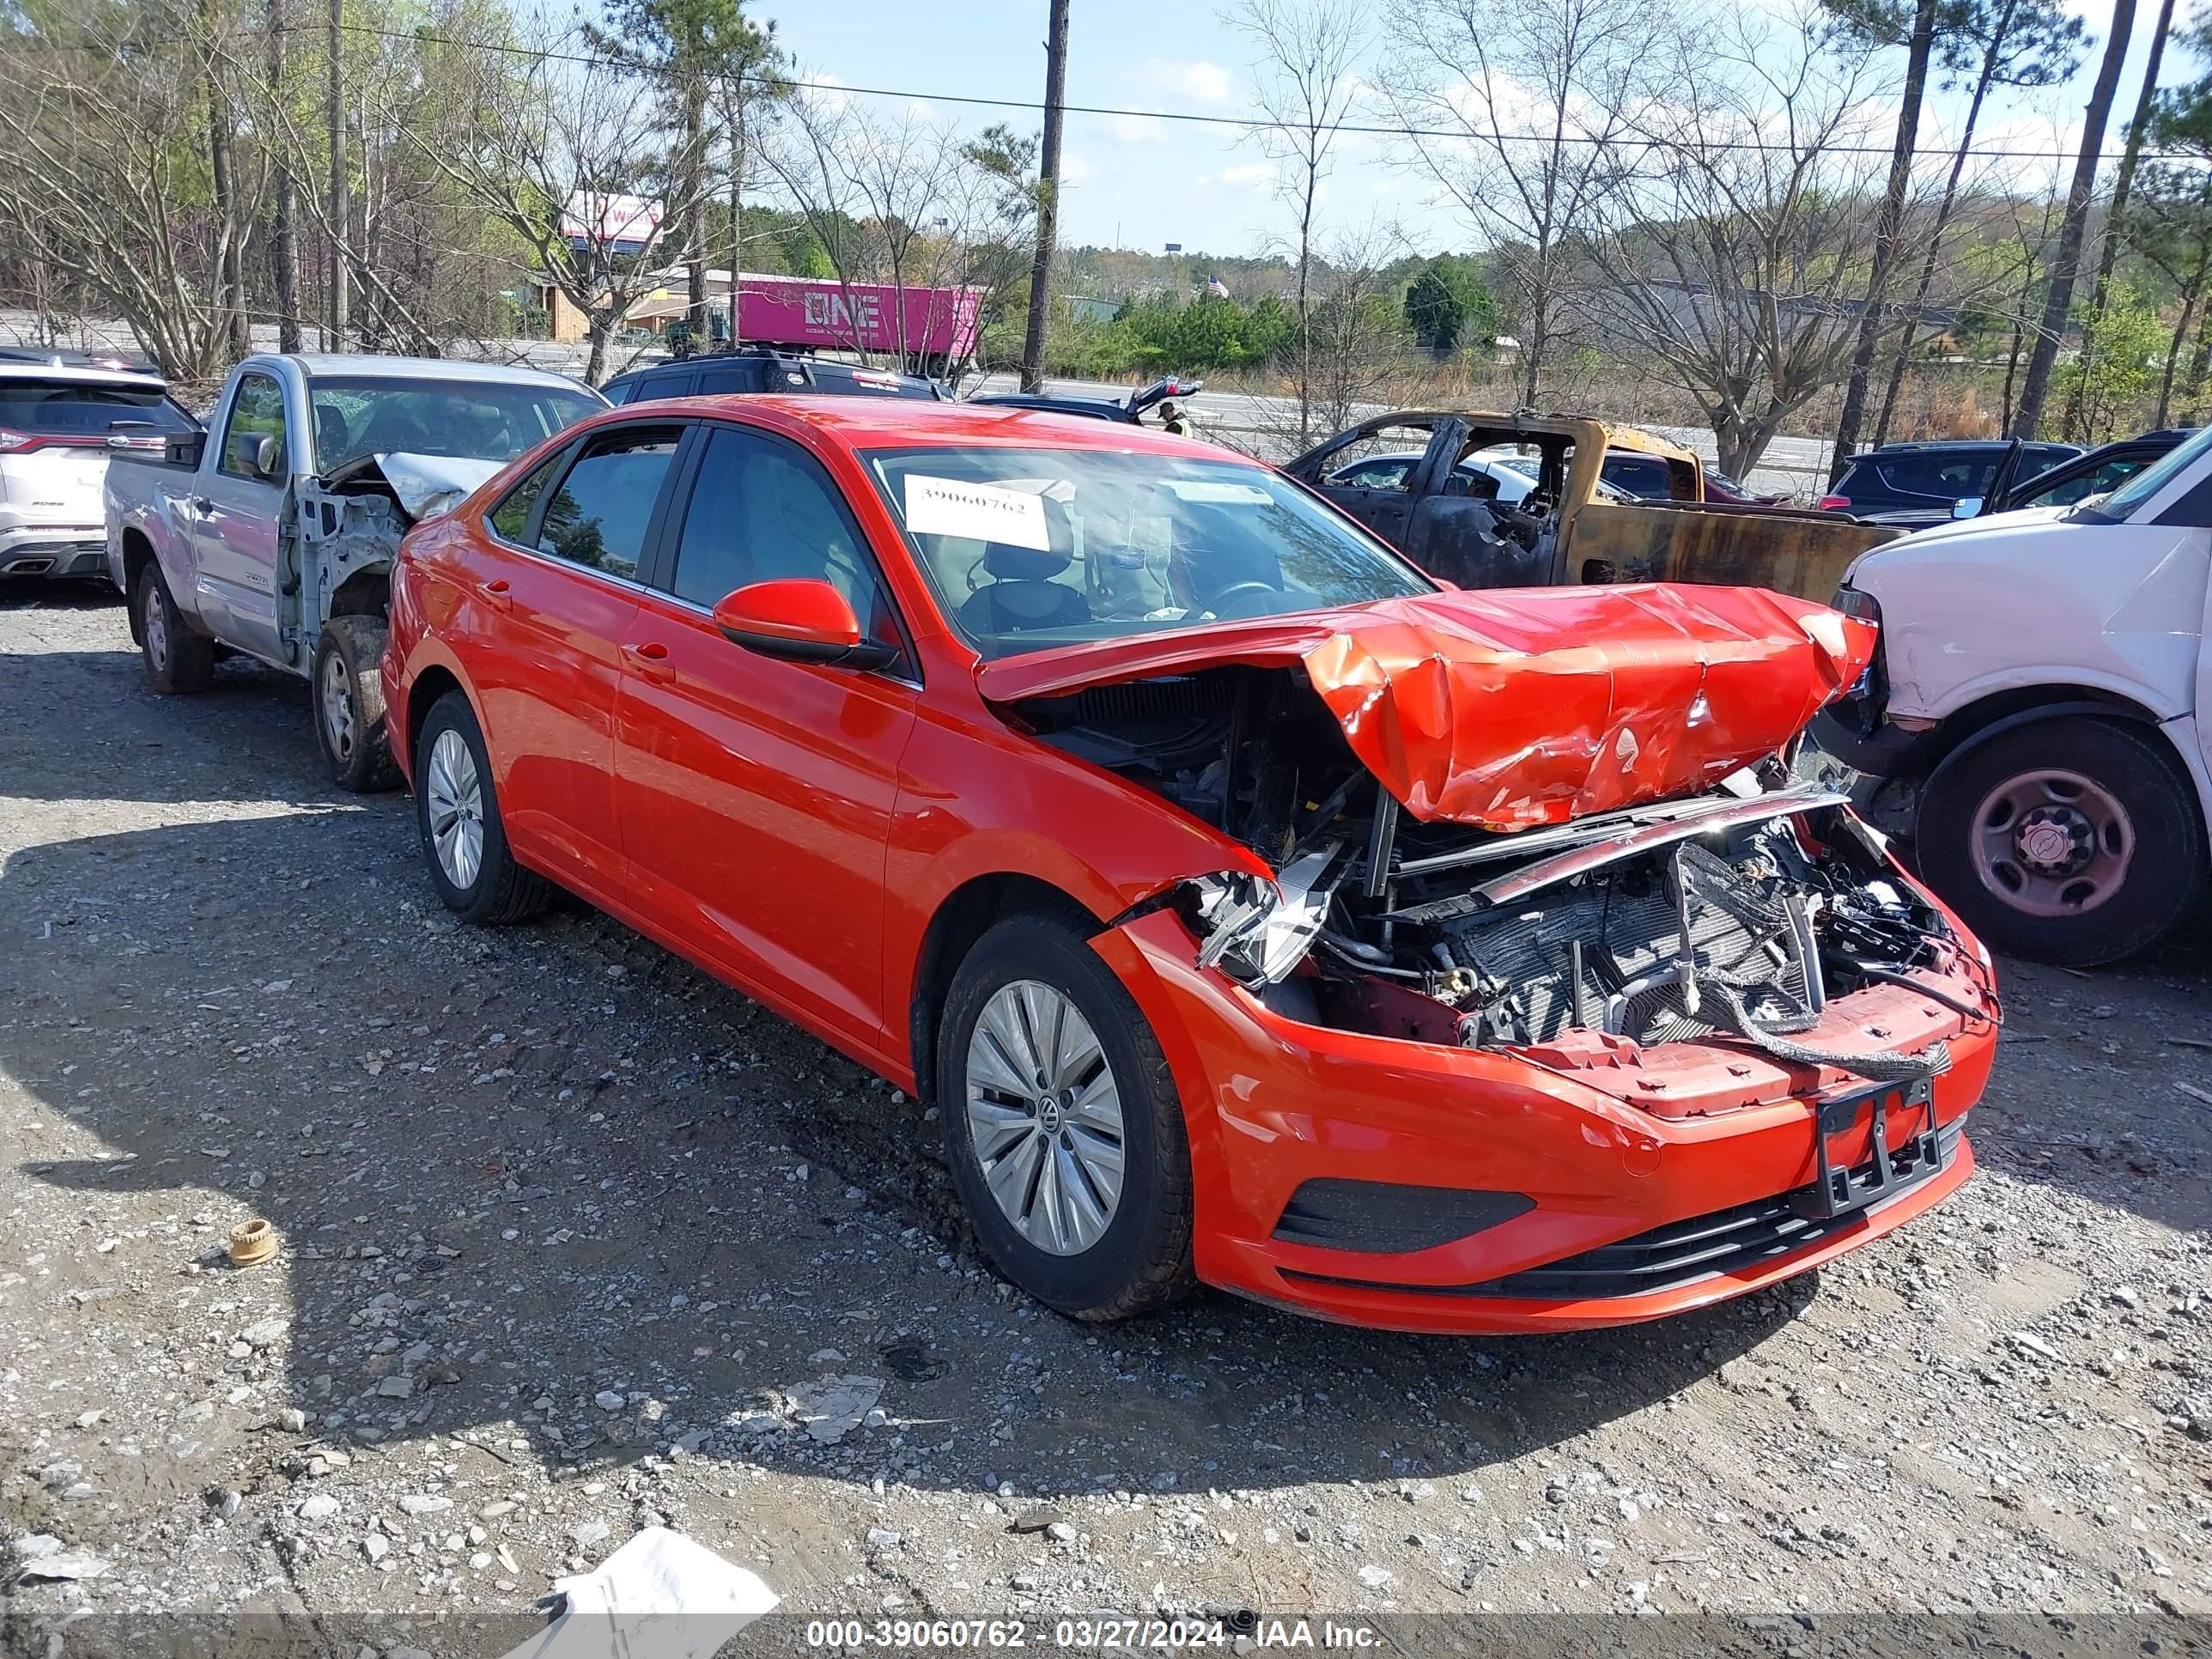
[599,346,943,406]
[1817,438,2081,529]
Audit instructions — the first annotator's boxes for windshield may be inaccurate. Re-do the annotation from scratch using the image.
[307,377,601,474]
[2079,425,2212,523]
[0,377,196,438]
[864,446,1433,658]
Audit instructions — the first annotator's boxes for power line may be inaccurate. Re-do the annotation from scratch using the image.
[23,15,2211,166]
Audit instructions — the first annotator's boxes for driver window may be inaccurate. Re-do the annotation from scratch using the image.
[219,373,289,480]
[1318,424,1439,492]
[2024,458,2142,508]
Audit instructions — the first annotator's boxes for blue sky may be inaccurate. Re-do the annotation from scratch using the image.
[763,0,2158,259]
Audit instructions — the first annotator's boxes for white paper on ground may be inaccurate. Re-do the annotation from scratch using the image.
[494,1527,779,1659]
[903,475,1051,549]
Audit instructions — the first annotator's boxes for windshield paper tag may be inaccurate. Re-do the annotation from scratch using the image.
[1164,480,1271,504]
[903,475,1051,550]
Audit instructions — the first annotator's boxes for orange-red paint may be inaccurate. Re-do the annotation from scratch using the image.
[384,396,1992,1336]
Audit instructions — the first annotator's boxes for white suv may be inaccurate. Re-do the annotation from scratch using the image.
[0,360,198,581]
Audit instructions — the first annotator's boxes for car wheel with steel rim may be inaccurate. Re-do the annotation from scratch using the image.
[938,913,1194,1321]
[1918,714,2204,967]
[410,690,552,926]
[134,561,214,695]
[311,615,400,792]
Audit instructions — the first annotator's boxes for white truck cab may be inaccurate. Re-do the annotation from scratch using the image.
[1819,425,2212,965]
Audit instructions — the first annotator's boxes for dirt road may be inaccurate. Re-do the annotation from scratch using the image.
[2,583,2208,1656]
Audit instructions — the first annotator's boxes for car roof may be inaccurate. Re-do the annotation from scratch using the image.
[259,353,593,392]
[609,394,1248,457]
[0,362,168,389]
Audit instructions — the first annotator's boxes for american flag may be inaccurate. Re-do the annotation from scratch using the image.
[1206,276,1230,298]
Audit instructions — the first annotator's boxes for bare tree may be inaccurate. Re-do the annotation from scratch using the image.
[1871,0,2085,444]
[2010,0,2137,436]
[411,22,705,383]
[1380,0,1644,406]
[1822,0,1941,486]
[1575,4,1898,476]
[0,0,264,379]
[2063,0,2178,439]
[1225,0,1365,445]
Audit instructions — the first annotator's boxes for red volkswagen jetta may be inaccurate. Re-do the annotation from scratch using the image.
[383,398,1998,1334]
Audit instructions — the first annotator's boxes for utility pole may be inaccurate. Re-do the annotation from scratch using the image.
[1018,0,1068,393]
[327,0,348,349]
[269,0,301,351]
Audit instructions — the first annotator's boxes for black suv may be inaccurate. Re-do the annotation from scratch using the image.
[601,348,943,405]
[1818,439,2081,529]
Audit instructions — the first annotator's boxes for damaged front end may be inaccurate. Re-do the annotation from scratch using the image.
[1177,775,1985,1097]
[989,585,1995,1115]
[289,452,503,656]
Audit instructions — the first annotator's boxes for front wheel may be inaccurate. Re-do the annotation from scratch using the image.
[1917,715,2206,966]
[312,616,400,793]
[936,914,1195,1322]
[411,691,552,926]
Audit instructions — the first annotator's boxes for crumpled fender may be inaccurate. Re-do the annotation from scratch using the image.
[976,583,1874,832]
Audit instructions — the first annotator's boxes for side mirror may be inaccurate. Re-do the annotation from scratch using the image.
[253,434,284,480]
[712,579,898,672]
[1953,496,1984,520]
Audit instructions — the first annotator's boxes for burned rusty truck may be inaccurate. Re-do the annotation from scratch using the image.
[1286,412,1897,604]
[105,354,604,788]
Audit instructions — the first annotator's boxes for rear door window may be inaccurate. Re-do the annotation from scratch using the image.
[1601,455,1671,498]
[693,361,772,395]
[2025,455,2148,508]
[536,425,684,579]
[640,368,698,400]
[489,452,565,543]
[1875,452,2000,498]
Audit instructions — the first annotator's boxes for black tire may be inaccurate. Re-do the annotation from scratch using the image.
[411,691,553,926]
[1917,715,2206,966]
[936,913,1196,1322]
[312,616,401,793]
[135,561,215,695]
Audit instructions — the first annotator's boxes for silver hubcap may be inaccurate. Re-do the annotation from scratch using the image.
[964,980,1126,1255]
[424,728,485,890]
[320,651,356,760]
[1971,767,2133,917]
[143,588,167,670]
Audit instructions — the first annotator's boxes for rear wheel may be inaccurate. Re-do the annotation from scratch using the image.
[411,691,552,925]
[312,616,400,793]
[135,562,214,695]
[936,914,1195,1321]
[1917,715,2205,966]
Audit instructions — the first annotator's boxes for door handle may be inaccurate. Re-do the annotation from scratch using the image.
[477,579,513,611]
[622,641,676,684]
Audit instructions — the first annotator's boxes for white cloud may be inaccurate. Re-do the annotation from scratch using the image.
[1103,108,1171,145]
[1147,58,1236,104]
[1061,150,1097,185]
[1218,162,1276,192]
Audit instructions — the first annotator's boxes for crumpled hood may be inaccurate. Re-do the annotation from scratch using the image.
[358,452,505,522]
[975,583,1875,833]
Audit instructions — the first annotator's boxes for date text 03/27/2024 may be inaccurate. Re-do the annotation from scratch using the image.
[801,1616,1387,1649]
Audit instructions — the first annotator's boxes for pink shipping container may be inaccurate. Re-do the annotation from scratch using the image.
[735,275,984,362]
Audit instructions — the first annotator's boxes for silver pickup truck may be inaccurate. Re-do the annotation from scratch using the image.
[106,353,604,787]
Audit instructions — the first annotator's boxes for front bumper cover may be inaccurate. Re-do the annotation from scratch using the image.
[1095,908,1996,1336]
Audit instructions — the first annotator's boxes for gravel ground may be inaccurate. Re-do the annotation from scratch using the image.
[2,581,2209,1657]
